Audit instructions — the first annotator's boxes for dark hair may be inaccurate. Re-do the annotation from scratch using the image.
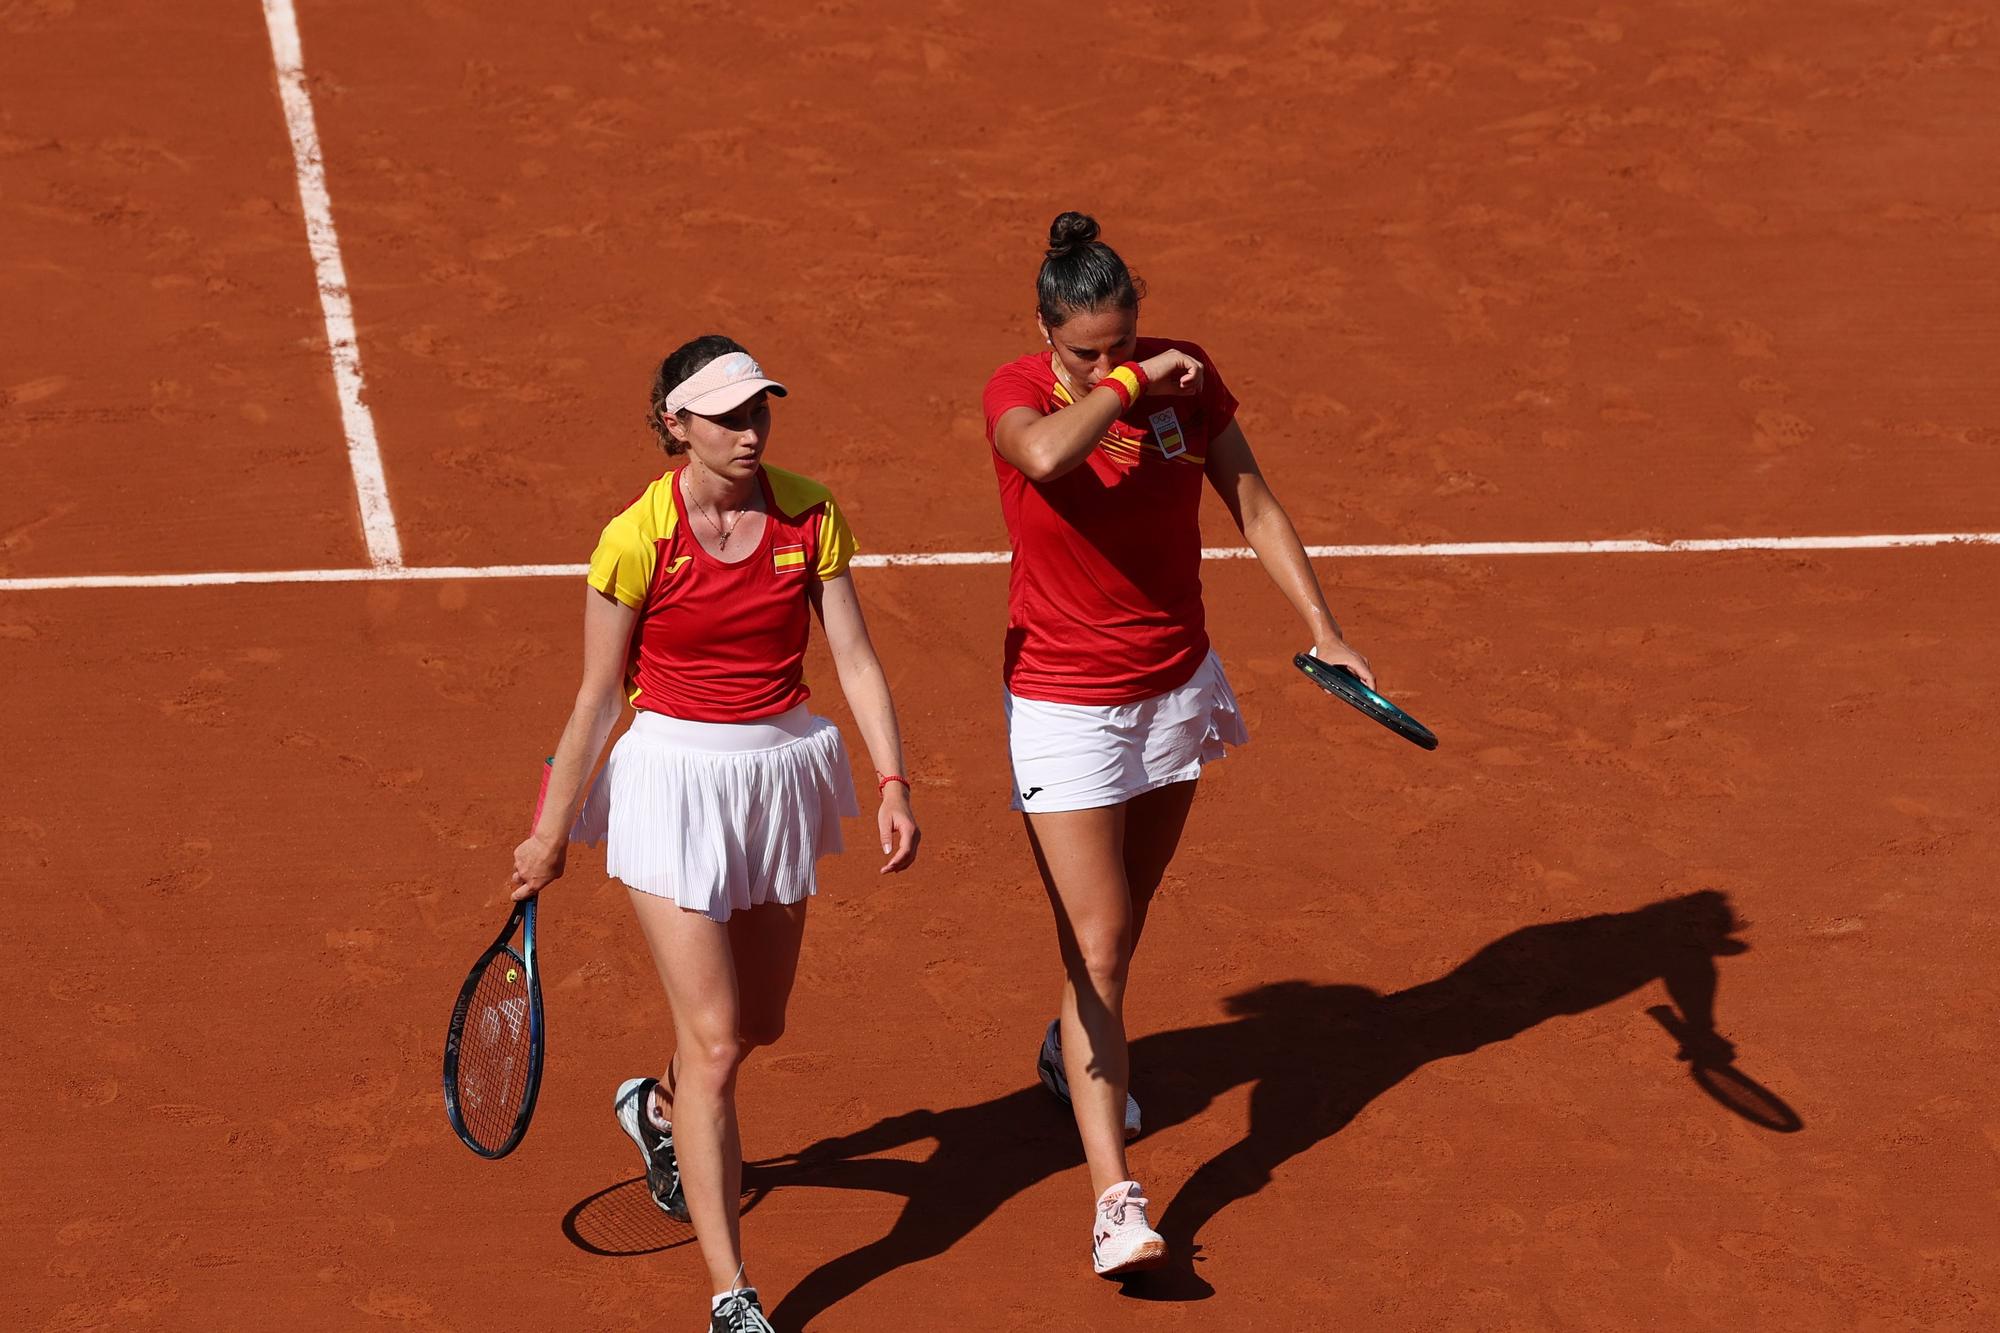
[646,333,749,455]
[1036,211,1145,327]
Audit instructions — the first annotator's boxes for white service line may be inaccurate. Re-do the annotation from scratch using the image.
[261,0,403,568]
[2,531,1997,593]
[0,564,583,592]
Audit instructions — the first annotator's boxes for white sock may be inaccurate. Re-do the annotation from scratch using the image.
[712,1286,756,1311]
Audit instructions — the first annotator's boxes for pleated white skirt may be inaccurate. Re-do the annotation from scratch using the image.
[571,705,859,922]
[1004,650,1248,813]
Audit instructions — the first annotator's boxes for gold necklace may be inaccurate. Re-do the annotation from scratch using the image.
[688,469,754,550]
[700,502,742,549]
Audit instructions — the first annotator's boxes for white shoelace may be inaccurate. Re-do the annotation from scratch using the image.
[715,1263,772,1333]
[1102,1185,1151,1226]
[723,1299,771,1332]
[716,1292,772,1332]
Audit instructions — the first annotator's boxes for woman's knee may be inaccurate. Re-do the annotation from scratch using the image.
[1069,923,1132,990]
[675,1030,750,1090]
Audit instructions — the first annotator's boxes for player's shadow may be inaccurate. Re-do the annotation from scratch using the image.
[748,890,1796,1325]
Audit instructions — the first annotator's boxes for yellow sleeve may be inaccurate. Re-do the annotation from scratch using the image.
[816,494,858,580]
[586,510,657,609]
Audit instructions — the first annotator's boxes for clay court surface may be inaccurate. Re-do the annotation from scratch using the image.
[5,1,1998,1329]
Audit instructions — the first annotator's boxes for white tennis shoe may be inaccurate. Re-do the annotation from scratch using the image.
[1091,1180,1167,1277]
[1037,1019,1141,1140]
[708,1287,776,1333]
[614,1076,689,1222]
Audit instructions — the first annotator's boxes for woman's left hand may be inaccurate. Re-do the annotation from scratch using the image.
[1310,636,1376,692]
[877,786,920,873]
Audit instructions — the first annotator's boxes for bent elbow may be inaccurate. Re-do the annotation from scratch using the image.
[1016,445,1080,484]
[1239,490,1289,539]
[574,684,625,722]
[997,425,1077,484]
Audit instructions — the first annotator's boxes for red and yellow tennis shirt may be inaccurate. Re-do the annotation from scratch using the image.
[981,337,1238,705]
[586,464,857,722]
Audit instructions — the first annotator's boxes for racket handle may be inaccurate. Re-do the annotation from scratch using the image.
[531,756,554,831]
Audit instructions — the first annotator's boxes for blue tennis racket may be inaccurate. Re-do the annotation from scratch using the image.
[442,759,553,1158]
[1295,653,1438,750]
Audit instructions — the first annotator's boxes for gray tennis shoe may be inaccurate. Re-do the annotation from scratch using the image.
[1037,1019,1142,1140]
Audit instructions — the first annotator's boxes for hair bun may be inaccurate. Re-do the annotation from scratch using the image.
[1046,211,1100,259]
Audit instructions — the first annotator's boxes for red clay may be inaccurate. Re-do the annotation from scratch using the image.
[0,1,369,578]
[5,1,1998,1330]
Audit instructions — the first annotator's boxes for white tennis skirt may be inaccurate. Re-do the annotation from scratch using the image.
[571,705,859,922]
[1005,650,1249,814]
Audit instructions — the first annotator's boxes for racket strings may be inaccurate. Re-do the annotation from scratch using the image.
[455,951,534,1148]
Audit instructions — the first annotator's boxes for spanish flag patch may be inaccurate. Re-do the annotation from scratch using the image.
[1149,407,1188,459]
[773,543,807,572]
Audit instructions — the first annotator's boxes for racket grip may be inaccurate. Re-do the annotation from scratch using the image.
[531,756,554,831]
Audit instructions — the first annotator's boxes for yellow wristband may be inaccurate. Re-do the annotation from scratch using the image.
[1101,365,1142,410]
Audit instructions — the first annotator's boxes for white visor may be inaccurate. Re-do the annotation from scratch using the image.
[661,351,788,417]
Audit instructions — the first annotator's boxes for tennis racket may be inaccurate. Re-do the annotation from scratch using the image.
[442,758,554,1159]
[1294,652,1439,750]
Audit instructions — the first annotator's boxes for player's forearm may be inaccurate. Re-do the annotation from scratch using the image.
[1244,503,1343,642]
[833,652,909,781]
[534,691,622,842]
[1007,391,1123,482]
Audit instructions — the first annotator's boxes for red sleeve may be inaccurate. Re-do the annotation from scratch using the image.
[1180,341,1238,436]
[983,359,1051,443]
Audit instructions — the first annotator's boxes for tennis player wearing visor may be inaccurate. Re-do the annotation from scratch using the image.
[511,336,920,1333]
[982,213,1376,1279]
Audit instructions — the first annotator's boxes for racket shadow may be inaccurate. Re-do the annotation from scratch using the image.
[561,1175,767,1257]
[1648,1004,1803,1133]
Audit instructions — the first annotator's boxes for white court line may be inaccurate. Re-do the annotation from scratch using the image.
[2,531,1996,592]
[261,0,403,568]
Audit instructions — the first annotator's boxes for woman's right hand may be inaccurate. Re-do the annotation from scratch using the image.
[1139,348,1205,397]
[510,833,568,901]
[877,785,920,874]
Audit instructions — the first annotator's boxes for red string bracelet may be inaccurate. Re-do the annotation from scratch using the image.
[876,773,911,793]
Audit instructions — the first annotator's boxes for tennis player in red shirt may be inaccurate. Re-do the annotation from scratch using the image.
[984,213,1376,1279]
[511,336,920,1333]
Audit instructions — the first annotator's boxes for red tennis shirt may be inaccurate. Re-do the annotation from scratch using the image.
[982,338,1238,705]
[586,464,857,722]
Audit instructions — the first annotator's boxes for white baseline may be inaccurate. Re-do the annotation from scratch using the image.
[2,531,1996,593]
[262,0,403,568]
